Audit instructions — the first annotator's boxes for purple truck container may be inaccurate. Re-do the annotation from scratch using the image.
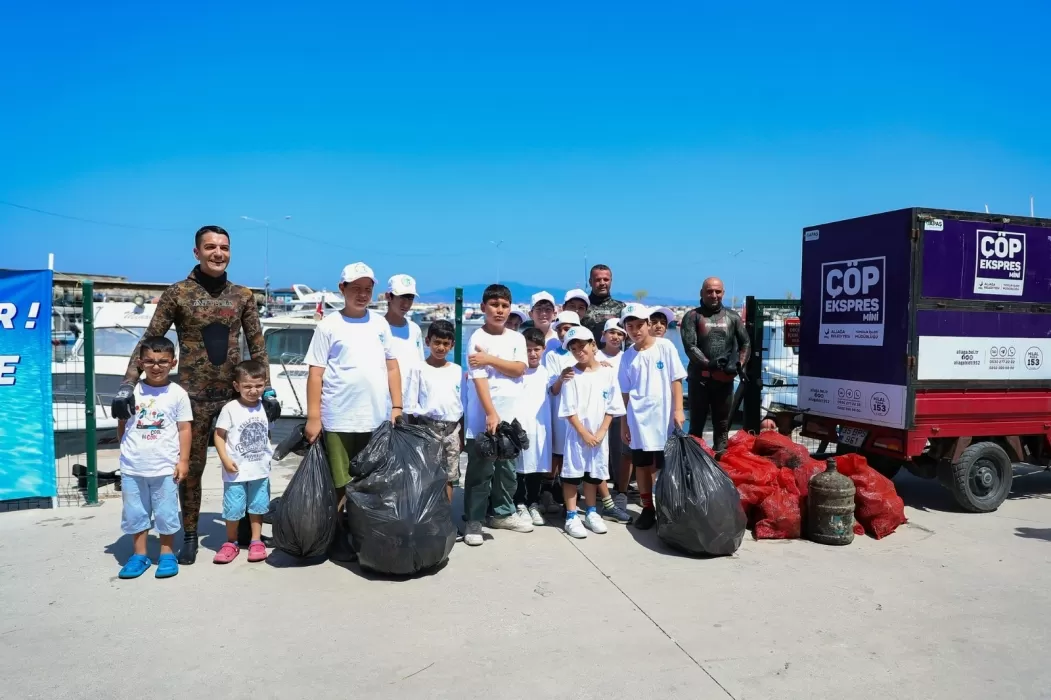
[798,208,1051,430]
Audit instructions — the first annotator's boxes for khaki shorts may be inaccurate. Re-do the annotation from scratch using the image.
[411,416,462,485]
[323,431,373,489]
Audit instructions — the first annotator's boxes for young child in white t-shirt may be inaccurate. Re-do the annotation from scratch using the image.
[544,309,581,481]
[557,326,626,538]
[513,327,553,527]
[116,336,192,580]
[304,261,401,561]
[462,284,531,546]
[617,303,687,530]
[385,273,425,416]
[212,360,274,565]
[600,318,634,513]
[405,319,463,504]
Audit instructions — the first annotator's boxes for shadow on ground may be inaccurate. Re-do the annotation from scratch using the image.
[1015,527,1051,543]
[103,511,255,565]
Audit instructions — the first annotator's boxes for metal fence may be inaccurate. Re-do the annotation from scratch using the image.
[52,280,103,507]
[743,297,827,455]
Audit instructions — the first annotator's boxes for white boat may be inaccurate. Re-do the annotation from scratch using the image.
[52,301,178,458]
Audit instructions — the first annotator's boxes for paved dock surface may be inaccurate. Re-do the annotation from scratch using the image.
[4,451,1051,699]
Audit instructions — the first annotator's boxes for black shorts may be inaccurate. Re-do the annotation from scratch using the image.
[631,449,665,470]
[561,473,603,485]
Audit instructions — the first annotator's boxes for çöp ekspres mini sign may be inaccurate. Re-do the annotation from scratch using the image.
[974,229,1026,297]
[819,256,885,346]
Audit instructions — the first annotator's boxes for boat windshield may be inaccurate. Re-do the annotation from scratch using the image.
[80,327,179,357]
[264,328,314,364]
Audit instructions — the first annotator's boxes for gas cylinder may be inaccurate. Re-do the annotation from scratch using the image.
[807,458,856,545]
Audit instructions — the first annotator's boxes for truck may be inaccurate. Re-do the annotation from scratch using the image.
[797,208,1051,513]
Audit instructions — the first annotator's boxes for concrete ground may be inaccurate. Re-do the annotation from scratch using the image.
[4,447,1051,700]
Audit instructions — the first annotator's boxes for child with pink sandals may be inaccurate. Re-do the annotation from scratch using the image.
[212,360,274,564]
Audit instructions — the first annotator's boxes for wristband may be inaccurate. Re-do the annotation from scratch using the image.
[392,406,403,409]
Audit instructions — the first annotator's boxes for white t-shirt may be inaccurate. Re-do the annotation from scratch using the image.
[617,338,687,452]
[406,361,463,422]
[558,366,626,480]
[599,349,624,375]
[304,310,395,433]
[387,318,425,412]
[463,327,527,439]
[516,365,553,475]
[215,400,273,483]
[119,382,192,478]
[544,347,577,453]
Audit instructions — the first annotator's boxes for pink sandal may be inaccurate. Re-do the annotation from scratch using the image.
[213,541,240,564]
[247,540,267,563]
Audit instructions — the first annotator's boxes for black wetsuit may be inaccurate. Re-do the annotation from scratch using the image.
[679,304,749,451]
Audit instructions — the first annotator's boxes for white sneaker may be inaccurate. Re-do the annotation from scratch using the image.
[584,511,608,534]
[527,503,545,526]
[491,514,534,533]
[564,515,588,539]
[464,521,484,546]
[516,504,532,527]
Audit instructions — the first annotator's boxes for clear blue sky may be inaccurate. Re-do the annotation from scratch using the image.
[2,1,1049,303]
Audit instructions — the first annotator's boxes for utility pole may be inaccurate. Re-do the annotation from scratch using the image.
[241,215,291,307]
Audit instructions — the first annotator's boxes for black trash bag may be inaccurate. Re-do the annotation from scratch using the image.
[476,420,528,460]
[654,431,747,556]
[262,496,282,525]
[346,421,456,575]
[274,423,310,461]
[272,439,337,558]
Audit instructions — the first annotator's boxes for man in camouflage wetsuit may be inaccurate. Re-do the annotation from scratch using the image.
[680,276,750,452]
[581,264,626,344]
[112,226,277,564]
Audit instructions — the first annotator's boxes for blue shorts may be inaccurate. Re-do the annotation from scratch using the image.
[121,474,181,536]
[223,478,271,521]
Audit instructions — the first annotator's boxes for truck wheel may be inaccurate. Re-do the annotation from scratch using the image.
[949,442,1013,513]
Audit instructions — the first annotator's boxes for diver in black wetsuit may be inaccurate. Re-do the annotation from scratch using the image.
[679,277,750,452]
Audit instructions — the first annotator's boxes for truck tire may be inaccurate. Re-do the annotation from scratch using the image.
[949,442,1013,513]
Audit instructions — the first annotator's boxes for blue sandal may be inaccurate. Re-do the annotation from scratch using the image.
[119,554,152,579]
[155,553,179,579]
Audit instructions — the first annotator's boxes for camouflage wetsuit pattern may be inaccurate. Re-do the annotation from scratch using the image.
[582,293,626,344]
[679,305,749,450]
[123,267,267,531]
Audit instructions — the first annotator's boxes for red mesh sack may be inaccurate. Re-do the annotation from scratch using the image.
[753,431,811,468]
[834,454,907,539]
[718,451,780,510]
[725,431,756,454]
[795,459,830,501]
[689,435,717,458]
[754,491,802,539]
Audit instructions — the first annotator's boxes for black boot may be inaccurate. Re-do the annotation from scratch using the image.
[327,516,357,562]
[237,516,252,546]
[177,531,199,565]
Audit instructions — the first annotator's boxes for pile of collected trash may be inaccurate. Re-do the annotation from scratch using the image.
[708,431,907,540]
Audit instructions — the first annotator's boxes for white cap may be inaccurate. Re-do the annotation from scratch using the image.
[509,308,528,323]
[387,274,417,296]
[554,310,581,327]
[530,291,556,309]
[620,303,651,322]
[562,325,595,350]
[603,318,626,334]
[564,288,590,307]
[340,262,376,284]
[650,306,674,324]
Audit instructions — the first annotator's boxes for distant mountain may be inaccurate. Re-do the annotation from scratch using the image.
[418,281,695,307]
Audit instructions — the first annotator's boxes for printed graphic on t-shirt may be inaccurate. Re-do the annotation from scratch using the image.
[135,399,168,434]
[236,420,270,462]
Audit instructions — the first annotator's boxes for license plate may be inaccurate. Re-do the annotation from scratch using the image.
[839,427,867,448]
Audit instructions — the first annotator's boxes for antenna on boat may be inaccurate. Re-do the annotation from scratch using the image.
[583,246,588,287]
[1031,196,1035,217]
[984,204,990,213]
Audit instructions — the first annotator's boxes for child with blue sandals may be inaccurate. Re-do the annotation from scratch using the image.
[116,336,192,579]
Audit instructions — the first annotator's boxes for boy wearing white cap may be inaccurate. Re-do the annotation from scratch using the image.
[562,288,590,320]
[617,303,687,530]
[529,291,558,352]
[649,306,674,338]
[506,308,528,332]
[385,274,425,416]
[545,310,582,491]
[305,262,401,559]
[557,326,626,538]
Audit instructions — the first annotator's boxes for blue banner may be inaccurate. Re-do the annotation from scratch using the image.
[0,270,55,500]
